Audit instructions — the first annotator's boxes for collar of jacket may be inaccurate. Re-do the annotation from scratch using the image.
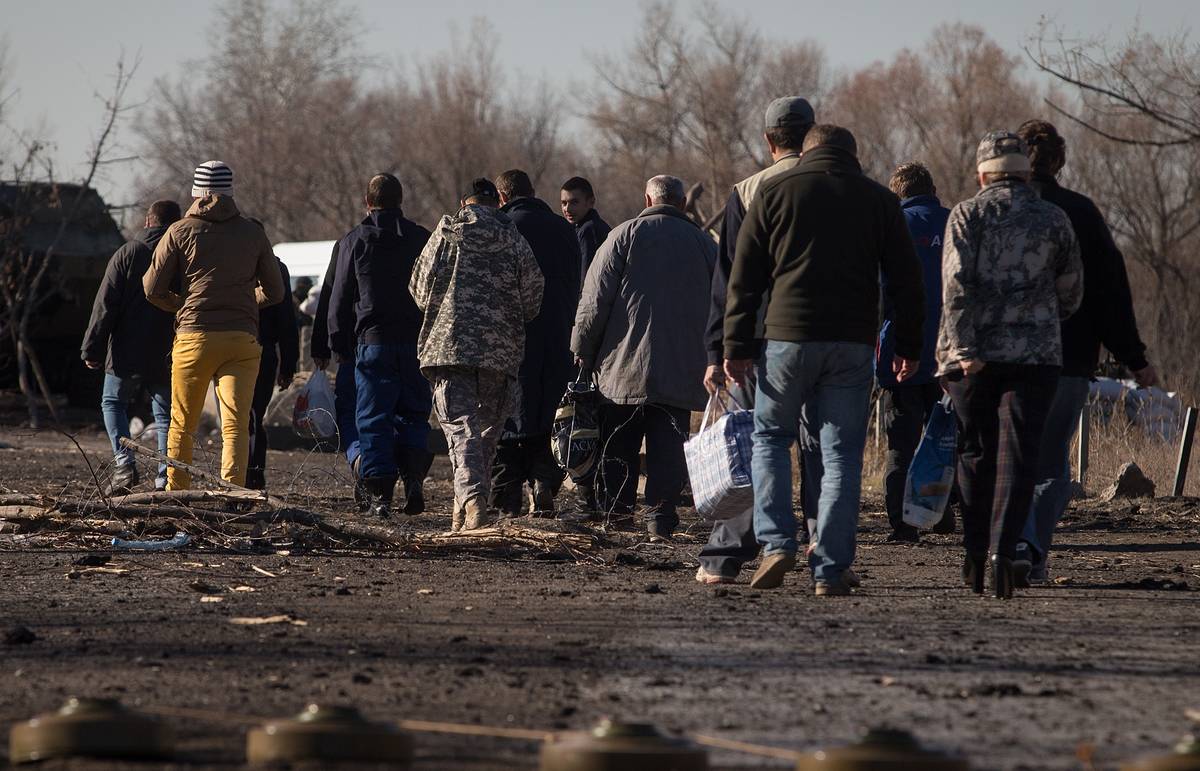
[500,196,554,216]
[901,194,941,209]
[636,204,695,224]
[186,193,240,222]
[576,207,603,229]
[137,225,170,247]
[980,177,1034,197]
[795,146,862,175]
[773,151,801,165]
[364,207,405,233]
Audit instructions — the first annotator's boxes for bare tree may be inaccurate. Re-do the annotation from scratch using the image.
[0,56,138,427]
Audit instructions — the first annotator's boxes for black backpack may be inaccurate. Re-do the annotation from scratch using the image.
[552,369,600,483]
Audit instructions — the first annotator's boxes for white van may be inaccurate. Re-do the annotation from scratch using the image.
[274,240,337,287]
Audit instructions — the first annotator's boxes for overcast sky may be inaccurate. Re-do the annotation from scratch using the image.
[2,0,1194,207]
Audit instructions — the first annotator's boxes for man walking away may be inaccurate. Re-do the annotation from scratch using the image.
[246,226,299,491]
[937,131,1082,599]
[144,161,286,489]
[311,242,361,473]
[1014,120,1155,583]
[82,200,182,494]
[560,176,611,281]
[329,174,434,518]
[410,178,544,532]
[572,175,716,541]
[697,96,816,584]
[493,169,580,517]
[879,163,952,543]
[725,125,925,595]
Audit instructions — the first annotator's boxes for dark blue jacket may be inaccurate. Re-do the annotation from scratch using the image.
[257,259,299,379]
[502,196,581,437]
[81,226,176,383]
[705,189,747,365]
[327,209,432,357]
[877,194,948,387]
[576,208,611,286]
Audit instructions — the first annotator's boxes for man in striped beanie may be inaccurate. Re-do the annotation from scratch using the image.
[144,160,286,489]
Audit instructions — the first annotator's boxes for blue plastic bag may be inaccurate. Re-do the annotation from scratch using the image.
[902,396,957,529]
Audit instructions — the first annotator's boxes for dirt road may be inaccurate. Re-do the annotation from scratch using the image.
[1,428,1198,770]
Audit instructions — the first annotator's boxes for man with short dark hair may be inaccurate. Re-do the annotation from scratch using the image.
[411,178,544,532]
[82,200,183,493]
[329,173,434,518]
[1012,119,1155,583]
[144,161,286,489]
[573,175,716,541]
[492,169,581,517]
[878,162,952,543]
[560,176,610,281]
[938,131,1083,598]
[697,96,820,584]
[725,125,925,595]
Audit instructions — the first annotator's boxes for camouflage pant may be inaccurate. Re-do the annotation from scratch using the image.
[428,366,517,509]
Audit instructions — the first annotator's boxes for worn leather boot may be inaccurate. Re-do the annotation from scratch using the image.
[451,497,464,533]
[361,476,397,519]
[531,481,555,518]
[462,498,492,531]
[107,464,139,496]
[399,448,434,515]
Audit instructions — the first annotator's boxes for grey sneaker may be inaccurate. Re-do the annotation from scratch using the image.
[750,552,796,589]
[107,464,139,496]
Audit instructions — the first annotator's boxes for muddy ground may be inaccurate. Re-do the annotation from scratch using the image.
[1,421,1198,771]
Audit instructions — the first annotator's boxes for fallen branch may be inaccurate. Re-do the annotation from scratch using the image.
[118,439,289,509]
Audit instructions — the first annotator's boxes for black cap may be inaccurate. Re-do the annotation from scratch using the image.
[464,177,499,202]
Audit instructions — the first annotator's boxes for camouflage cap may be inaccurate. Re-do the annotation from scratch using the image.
[976,131,1032,173]
[764,97,815,130]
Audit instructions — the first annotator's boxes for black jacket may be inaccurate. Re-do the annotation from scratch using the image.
[502,196,582,437]
[705,189,748,365]
[328,209,432,356]
[725,147,924,360]
[257,260,299,378]
[309,243,340,362]
[80,226,176,383]
[576,208,611,285]
[1035,175,1148,377]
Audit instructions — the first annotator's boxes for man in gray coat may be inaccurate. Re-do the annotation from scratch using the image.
[572,175,716,541]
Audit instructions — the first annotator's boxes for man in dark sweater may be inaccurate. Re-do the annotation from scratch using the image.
[560,176,611,283]
[725,125,925,595]
[492,169,581,517]
[82,200,182,494]
[878,163,952,543]
[328,174,434,518]
[1014,120,1156,582]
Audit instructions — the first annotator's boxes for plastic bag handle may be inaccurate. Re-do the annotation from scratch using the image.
[700,392,729,431]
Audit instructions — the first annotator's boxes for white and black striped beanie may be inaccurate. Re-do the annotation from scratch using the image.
[191,160,234,198]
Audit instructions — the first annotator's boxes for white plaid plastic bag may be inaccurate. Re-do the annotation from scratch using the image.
[684,393,755,521]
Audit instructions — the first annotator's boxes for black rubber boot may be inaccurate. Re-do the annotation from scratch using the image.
[361,476,397,519]
[963,551,987,595]
[398,448,434,515]
[992,554,1015,600]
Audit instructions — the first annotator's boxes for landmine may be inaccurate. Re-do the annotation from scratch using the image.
[9,697,174,764]
[797,728,969,771]
[247,703,414,765]
[540,719,708,770]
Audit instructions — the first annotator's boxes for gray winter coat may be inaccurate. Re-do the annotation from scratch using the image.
[571,205,716,411]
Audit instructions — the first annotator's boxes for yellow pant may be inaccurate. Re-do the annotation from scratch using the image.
[167,331,262,489]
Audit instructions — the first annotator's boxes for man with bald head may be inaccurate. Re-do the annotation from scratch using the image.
[328,173,433,518]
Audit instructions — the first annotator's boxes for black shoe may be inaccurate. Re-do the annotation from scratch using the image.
[885,526,920,544]
[992,554,1015,600]
[398,448,433,515]
[1012,542,1034,589]
[107,464,139,496]
[963,551,987,594]
[931,510,957,534]
[531,481,556,517]
[244,468,266,491]
[647,519,675,543]
[361,476,397,519]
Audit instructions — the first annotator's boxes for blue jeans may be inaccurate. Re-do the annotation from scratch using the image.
[101,373,170,485]
[752,340,873,582]
[354,343,432,480]
[334,359,360,467]
[1021,375,1090,564]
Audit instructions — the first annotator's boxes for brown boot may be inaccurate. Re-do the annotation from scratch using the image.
[450,497,464,533]
[750,552,797,590]
[462,498,492,531]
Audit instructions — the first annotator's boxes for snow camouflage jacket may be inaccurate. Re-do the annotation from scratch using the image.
[936,179,1083,374]
[409,204,544,376]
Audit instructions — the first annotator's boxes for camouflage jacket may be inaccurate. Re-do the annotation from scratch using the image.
[936,180,1083,374]
[409,204,544,376]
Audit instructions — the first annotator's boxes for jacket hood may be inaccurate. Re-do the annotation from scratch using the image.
[500,196,555,217]
[439,204,522,254]
[796,146,863,175]
[362,207,406,236]
[186,193,241,222]
[901,194,942,210]
[138,225,171,250]
[636,204,695,224]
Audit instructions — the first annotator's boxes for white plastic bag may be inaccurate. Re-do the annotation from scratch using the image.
[292,369,338,440]
[684,393,755,521]
[902,396,957,529]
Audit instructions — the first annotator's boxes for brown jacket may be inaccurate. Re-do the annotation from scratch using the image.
[144,195,285,335]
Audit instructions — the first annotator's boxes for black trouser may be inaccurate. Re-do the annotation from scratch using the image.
[881,381,944,534]
[944,363,1060,560]
[492,434,565,514]
[596,403,689,532]
[247,350,279,489]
